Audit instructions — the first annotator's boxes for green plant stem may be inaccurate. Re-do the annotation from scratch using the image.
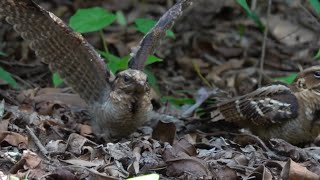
[192,61,212,88]
[99,30,109,54]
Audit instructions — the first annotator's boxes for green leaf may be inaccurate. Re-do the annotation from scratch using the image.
[116,11,127,26]
[166,30,175,38]
[134,18,175,38]
[127,174,160,180]
[145,55,163,66]
[144,68,160,95]
[309,0,320,14]
[236,0,265,31]
[69,7,116,33]
[273,73,297,84]
[52,72,64,87]
[0,51,7,57]
[0,67,18,89]
[99,51,129,74]
[161,96,195,107]
[314,49,320,60]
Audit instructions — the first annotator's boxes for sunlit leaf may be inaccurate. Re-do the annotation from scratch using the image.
[69,7,116,33]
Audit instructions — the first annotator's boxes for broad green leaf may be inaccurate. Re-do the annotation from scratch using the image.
[127,174,159,180]
[144,68,160,95]
[236,0,265,31]
[69,7,116,33]
[134,18,175,38]
[145,55,163,66]
[116,11,127,26]
[309,0,320,14]
[0,67,18,89]
[274,73,297,84]
[52,72,64,87]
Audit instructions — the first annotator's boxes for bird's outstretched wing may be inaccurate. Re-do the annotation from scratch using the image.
[215,84,299,126]
[0,0,110,104]
[128,0,194,70]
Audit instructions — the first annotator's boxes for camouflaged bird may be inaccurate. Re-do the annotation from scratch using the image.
[209,66,320,144]
[0,0,194,141]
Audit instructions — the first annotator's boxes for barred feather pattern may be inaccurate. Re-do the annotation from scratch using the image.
[217,84,299,126]
[0,0,110,104]
[128,0,194,70]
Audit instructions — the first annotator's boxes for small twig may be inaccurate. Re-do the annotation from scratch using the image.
[9,158,26,174]
[258,0,272,87]
[26,126,49,158]
[99,30,109,54]
[192,61,212,88]
[299,3,320,29]
[11,73,34,89]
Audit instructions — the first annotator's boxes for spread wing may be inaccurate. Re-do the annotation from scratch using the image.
[217,84,299,126]
[0,0,110,104]
[128,0,194,70]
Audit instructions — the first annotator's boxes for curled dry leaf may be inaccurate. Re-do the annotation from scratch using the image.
[162,143,212,178]
[45,140,67,153]
[0,131,28,149]
[248,165,272,180]
[79,124,93,137]
[66,133,97,155]
[21,150,42,169]
[281,159,319,180]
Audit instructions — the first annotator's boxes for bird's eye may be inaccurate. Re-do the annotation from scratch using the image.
[123,75,130,82]
[314,71,320,78]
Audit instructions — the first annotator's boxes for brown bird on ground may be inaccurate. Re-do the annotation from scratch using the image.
[0,0,194,141]
[209,66,320,144]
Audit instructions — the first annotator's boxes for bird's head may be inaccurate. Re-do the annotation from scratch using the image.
[113,69,149,94]
[293,66,320,93]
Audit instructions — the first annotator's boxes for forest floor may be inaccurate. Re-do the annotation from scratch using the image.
[1,0,320,179]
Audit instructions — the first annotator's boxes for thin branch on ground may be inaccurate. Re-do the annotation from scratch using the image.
[26,126,49,159]
[258,0,272,87]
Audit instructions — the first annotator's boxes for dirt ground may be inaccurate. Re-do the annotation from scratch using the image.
[1,0,320,179]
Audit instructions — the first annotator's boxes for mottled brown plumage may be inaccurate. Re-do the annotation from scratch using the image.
[0,0,194,141]
[210,66,320,144]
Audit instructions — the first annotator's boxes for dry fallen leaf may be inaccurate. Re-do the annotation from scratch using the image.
[281,159,319,180]
[152,120,176,145]
[22,150,42,169]
[0,131,28,149]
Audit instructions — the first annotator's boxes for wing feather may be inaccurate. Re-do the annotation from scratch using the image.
[0,0,110,104]
[128,0,194,70]
[218,84,299,126]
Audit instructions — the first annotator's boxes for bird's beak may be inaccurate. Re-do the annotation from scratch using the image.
[136,81,148,93]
